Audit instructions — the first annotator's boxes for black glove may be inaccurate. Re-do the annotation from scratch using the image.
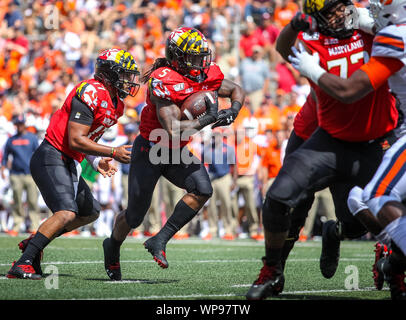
[290,11,317,34]
[211,101,241,128]
[199,92,219,127]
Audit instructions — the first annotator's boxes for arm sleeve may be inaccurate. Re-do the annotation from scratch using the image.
[360,56,404,90]
[69,96,95,126]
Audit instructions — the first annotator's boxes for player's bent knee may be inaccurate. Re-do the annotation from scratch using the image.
[364,193,401,217]
[192,183,213,199]
[262,197,291,233]
[55,210,77,225]
[347,186,368,216]
[267,172,304,208]
[125,209,144,229]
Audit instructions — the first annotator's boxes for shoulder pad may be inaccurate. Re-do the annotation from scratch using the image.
[76,81,107,111]
[373,25,406,64]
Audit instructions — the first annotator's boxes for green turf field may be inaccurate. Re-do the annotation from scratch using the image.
[0,234,392,300]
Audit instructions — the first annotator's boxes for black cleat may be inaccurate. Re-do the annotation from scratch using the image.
[7,261,42,280]
[103,238,122,281]
[320,220,340,279]
[377,258,406,300]
[144,237,168,269]
[18,234,43,276]
[246,257,285,300]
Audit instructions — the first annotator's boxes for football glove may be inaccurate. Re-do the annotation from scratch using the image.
[199,91,219,127]
[211,101,241,128]
[290,12,318,34]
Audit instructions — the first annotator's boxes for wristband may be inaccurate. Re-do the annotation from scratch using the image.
[111,147,117,158]
[231,101,242,112]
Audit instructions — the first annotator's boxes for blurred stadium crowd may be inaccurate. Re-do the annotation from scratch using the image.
[0,0,365,241]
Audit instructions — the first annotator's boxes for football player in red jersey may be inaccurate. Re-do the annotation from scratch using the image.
[102,27,245,280]
[289,1,406,299]
[246,0,399,299]
[7,49,140,280]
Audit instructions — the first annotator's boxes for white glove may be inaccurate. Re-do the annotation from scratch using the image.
[288,43,326,84]
[355,7,375,35]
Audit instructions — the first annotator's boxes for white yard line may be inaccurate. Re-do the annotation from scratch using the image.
[0,257,373,267]
[76,287,388,300]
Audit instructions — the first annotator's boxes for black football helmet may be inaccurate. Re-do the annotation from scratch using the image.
[303,0,354,39]
[165,27,212,82]
[94,49,140,99]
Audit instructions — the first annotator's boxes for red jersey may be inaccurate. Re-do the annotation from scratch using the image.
[298,31,398,142]
[293,93,318,141]
[45,79,125,162]
[139,63,224,148]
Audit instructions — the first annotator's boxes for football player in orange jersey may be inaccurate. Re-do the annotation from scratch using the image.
[7,49,140,280]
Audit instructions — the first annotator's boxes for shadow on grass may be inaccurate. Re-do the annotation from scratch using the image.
[84,278,179,285]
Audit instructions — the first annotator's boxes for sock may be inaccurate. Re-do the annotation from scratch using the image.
[328,220,342,241]
[110,233,124,250]
[265,247,283,268]
[384,216,406,256]
[156,200,197,243]
[280,239,296,271]
[19,232,50,264]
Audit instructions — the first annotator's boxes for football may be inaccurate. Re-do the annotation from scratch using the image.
[180,91,215,120]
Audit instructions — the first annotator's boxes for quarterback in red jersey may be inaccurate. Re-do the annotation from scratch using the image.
[102,27,245,280]
[246,0,399,300]
[7,49,140,280]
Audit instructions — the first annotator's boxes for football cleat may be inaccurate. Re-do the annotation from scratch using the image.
[376,258,406,300]
[18,234,43,276]
[372,242,391,290]
[144,237,168,269]
[246,257,285,300]
[7,261,42,280]
[320,220,340,279]
[103,238,122,281]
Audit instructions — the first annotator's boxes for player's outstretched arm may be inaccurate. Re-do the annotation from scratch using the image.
[68,121,132,163]
[289,44,404,103]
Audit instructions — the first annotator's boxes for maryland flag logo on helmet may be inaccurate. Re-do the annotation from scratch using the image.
[165,27,212,82]
[168,27,209,54]
[98,48,139,72]
[95,48,140,99]
[303,0,326,14]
